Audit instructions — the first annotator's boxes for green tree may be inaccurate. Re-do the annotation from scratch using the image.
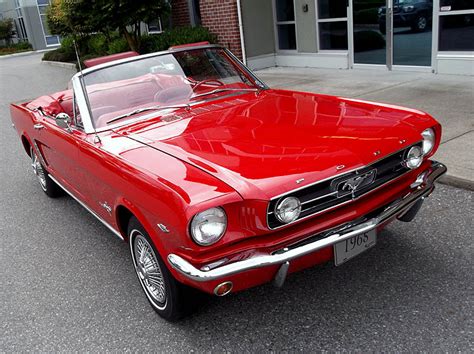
[47,0,170,52]
[0,19,15,45]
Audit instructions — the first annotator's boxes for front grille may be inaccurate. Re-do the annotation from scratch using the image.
[267,142,422,229]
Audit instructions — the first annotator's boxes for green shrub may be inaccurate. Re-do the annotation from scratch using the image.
[60,35,76,56]
[88,33,108,56]
[13,41,32,50]
[42,47,76,62]
[107,37,129,54]
[354,30,386,52]
[0,40,32,56]
[140,26,217,54]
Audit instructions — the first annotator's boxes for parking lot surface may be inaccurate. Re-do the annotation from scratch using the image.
[1,53,473,351]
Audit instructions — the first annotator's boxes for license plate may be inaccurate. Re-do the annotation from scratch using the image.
[334,229,377,266]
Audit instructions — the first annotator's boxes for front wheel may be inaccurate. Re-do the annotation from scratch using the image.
[128,217,196,321]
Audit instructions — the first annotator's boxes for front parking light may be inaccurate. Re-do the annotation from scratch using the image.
[421,128,435,155]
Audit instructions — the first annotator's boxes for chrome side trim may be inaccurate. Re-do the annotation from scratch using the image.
[167,161,446,282]
[48,174,124,241]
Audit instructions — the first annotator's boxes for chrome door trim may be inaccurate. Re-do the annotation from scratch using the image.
[71,75,95,135]
[48,174,124,241]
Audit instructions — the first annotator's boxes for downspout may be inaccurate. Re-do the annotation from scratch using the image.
[236,0,247,65]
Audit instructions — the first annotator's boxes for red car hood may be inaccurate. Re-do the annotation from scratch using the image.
[115,89,432,200]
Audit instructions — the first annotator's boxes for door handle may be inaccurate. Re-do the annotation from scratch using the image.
[34,123,45,130]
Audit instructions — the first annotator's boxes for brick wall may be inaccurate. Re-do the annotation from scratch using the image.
[199,0,243,59]
[171,0,191,27]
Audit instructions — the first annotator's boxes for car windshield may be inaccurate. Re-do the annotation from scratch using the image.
[81,47,261,129]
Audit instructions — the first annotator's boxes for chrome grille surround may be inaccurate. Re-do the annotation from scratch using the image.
[267,141,423,230]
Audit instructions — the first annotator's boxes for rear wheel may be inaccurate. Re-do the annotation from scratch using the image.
[128,217,196,321]
[412,15,428,32]
[30,146,62,197]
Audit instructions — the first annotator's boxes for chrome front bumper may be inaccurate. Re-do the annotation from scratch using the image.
[168,161,447,282]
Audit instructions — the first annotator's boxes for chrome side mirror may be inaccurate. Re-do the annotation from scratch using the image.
[55,113,72,131]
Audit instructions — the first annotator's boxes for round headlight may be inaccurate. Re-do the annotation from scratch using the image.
[275,197,301,224]
[190,207,227,246]
[421,128,435,155]
[404,146,423,169]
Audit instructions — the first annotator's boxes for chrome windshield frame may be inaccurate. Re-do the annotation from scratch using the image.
[71,44,269,135]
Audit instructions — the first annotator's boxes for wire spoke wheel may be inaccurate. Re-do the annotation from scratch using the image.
[132,231,167,307]
[31,147,47,191]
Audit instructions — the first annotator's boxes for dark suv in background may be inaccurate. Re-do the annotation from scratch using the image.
[378,0,433,33]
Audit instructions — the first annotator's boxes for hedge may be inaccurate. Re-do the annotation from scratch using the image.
[0,41,32,56]
[42,26,217,67]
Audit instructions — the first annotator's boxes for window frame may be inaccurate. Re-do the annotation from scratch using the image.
[273,0,298,52]
[315,0,349,52]
[36,0,60,47]
[147,18,163,35]
[437,6,474,52]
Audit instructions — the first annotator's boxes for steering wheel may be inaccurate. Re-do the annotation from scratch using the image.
[192,78,225,92]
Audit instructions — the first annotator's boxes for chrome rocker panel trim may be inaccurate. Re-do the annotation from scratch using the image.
[168,161,447,282]
[48,174,124,241]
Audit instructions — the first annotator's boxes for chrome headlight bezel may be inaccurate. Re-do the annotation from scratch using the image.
[404,145,423,169]
[421,128,435,156]
[274,196,302,224]
[190,207,227,246]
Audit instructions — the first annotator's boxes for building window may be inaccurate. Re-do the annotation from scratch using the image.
[438,13,474,51]
[147,18,163,34]
[36,0,60,46]
[438,2,474,51]
[317,0,348,50]
[275,0,297,50]
[14,1,28,40]
[17,18,28,39]
[190,0,201,26]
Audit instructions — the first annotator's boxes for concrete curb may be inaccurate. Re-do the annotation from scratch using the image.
[438,174,474,191]
[0,50,35,59]
[0,48,55,59]
[42,60,77,70]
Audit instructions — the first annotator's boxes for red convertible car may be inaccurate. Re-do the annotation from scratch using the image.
[10,43,446,321]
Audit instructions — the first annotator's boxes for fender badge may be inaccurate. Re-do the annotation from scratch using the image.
[336,165,345,170]
[373,150,381,156]
[99,201,112,215]
[296,178,305,184]
[157,223,170,233]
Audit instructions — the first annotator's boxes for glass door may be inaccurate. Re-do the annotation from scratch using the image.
[352,0,388,65]
[392,0,433,66]
[351,0,433,67]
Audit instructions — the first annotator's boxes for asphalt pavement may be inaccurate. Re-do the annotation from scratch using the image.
[1,53,473,351]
